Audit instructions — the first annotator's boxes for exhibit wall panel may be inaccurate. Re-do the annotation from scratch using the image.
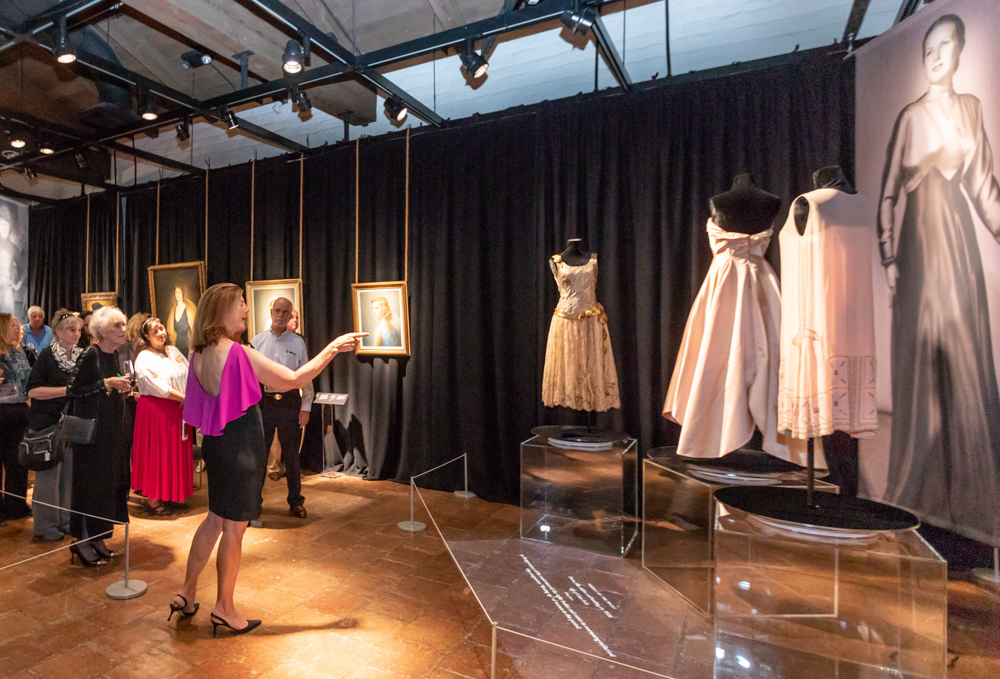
[28,51,853,504]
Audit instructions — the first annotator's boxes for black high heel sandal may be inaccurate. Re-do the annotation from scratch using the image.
[167,594,200,621]
[210,613,261,637]
[69,543,108,568]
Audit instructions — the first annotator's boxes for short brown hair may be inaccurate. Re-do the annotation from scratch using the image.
[192,283,243,353]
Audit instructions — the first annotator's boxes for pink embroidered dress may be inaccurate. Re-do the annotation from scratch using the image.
[184,343,266,521]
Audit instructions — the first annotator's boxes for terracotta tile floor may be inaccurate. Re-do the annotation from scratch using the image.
[1,471,998,678]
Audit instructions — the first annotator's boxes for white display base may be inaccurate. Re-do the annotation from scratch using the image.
[453,490,477,499]
[397,520,426,533]
[106,579,147,600]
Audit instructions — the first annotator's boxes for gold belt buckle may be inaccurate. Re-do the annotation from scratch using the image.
[274,393,283,401]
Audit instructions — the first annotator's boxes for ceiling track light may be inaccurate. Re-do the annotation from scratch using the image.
[10,134,26,149]
[295,90,311,113]
[74,151,88,169]
[181,49,213,69]
[384,96,408,122]
[560,0,598,36]
[39,140,55,154]
[55,14,77,64]
[459,37,489,79]
[24,167,37,180]
[282,39,304,75]
[138,88,158,120]
[226,111,240,130]
[175,117,190,142]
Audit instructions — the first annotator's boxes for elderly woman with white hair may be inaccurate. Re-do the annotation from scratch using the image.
[67,305,133,566]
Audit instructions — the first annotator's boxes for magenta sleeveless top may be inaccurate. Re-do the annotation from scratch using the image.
[183,343,262,436]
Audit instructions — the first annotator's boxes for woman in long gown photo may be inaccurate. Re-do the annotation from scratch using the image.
[877,13,1000,543]
[167,285,198,358]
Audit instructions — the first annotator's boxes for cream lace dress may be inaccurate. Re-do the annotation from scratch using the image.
[664,220,805,464]
[777,189,878,440]
[542,254,621,412]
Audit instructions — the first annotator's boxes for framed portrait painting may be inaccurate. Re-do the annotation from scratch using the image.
[246,279,304,340]
[80,292,118,314]
[352,281,410,356]
[148,261,206,358]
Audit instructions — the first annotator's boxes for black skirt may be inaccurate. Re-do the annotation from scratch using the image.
[202,404,267,522]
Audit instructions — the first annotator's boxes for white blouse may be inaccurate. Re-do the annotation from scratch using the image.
[135,346,189,399]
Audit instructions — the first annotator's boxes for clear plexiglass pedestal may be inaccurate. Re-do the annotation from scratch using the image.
[713,505,947,678]
[642,448,838,615]
[520,432,638,557]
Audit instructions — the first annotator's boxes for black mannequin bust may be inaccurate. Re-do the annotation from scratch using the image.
[794,166,857,235]
[709,172,782,235]
[559,238,591,266]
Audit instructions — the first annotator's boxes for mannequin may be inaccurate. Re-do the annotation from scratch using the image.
[559,238,590,266]
[793,166,856,235]
[709,172,782,234]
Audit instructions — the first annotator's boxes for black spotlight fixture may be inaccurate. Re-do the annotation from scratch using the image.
[226,111,239,130]
[39,139,55,154]
[25,166,37,180]
[282,39,304,75]
[180,49,212,69]
[560,0,597,36]
[459,37,489,79]
[74,151,88,169]
[295,89,311,113]
[55,14,77,64]
[138,88,157,121]
[175,117,190,142]
[384,95,408,122]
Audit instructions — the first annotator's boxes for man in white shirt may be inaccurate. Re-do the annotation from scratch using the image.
[250,297,314,519]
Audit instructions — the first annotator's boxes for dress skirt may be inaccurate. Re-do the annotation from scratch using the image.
[885,168,1000,543]
[131,395,193,503]
[542,308,621,412]
[201,404,267,522]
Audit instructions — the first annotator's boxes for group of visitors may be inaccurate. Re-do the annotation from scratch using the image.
[0,290,337,598]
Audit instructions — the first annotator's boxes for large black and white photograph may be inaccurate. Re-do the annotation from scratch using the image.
[857,0,1000,545]
[0,198,28,321]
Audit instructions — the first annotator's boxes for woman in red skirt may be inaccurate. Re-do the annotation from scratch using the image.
[132,316,192,515]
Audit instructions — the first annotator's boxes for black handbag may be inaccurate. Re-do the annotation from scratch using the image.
[18,353,96,471]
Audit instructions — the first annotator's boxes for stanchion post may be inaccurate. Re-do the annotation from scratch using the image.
[491,621,498,679]
[397,478,427,533]
[106,522,147,600]
[454,452,477,500]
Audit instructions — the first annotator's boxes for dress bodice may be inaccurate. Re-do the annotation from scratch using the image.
[184,343,261,436]
[550,253,599,316]
[706,219,772,259]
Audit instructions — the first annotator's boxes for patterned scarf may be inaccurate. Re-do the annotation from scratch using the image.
[52,341,84,374]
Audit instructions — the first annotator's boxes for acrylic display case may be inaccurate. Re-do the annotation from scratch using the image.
[520,431,638,557]
[641,447,837,615]
[713,505,947,678]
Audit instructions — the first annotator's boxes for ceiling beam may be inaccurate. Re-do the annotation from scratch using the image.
[0,0,109,55]
[842,0,871,43]
[229,115,310,153]
[894,0,922,24]
[0,180,59,205]
[244,0,444,126]
[103,140,206,175]
[591,15,631,90]
[120,0,374,121]
[199,61,351,110]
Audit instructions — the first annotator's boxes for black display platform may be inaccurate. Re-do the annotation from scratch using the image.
[530,424,629,444]
[647,445,808,474]
[715,486,920,532]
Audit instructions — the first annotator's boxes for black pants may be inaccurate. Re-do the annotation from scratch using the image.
[0,403,31,519]
[823,430,860,497]
[260,392,304,507]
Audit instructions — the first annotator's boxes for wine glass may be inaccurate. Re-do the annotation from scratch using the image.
[122,359,137,396]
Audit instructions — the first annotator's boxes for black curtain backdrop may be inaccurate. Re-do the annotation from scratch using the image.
[29,50,854,504]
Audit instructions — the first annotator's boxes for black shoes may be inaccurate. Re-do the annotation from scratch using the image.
[167,594,200,622]
[210,613,261,637]
[69,542,107,567]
